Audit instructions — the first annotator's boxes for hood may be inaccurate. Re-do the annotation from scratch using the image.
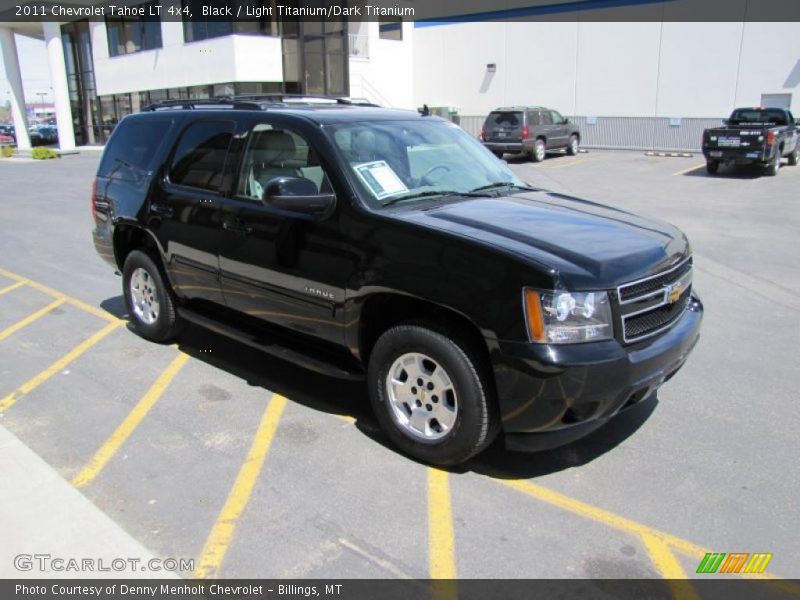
[393,191,690,289]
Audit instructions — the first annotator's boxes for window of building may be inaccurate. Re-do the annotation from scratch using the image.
[170,121,234,191]
[379,18,403,41]
[106,1,162,56]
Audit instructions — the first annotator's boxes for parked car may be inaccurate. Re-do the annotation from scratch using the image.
[92,96,702,465]
[37,125,58,144]
[0,124,15,142]
[702,107,799,175]
[0,134,14,145]
[480,106,581,161]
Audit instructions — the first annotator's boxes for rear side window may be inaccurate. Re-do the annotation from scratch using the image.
[487,112,521,127]
[169,121,234,191]
[540,111,553,125]
[98,118,170,181]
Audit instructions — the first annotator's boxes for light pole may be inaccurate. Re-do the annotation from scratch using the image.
[35,92,47,122]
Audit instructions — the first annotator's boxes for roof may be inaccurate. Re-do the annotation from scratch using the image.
[491,106,550,112]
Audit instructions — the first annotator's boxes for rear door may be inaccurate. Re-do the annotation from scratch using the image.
[549,110,569,147]
[149,119,235,306]
[538,110,556,147]
[483,111,523,143]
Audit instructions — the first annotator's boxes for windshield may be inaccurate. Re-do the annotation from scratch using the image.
[729,109,788,126]
[326,119,527,208]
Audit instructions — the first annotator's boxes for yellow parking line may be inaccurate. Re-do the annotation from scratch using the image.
[72,352,190,488]
[428,468,457,579]
[194,393,287,579]
[0,320,123,414]
[0,280,26,296]
[0,298,65,342]
[0,267,121,323]
[641,532,699,600]
[672,163,705,176]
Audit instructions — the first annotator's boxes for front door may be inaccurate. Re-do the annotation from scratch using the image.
[216,118,349,346]
[151,119,235,306]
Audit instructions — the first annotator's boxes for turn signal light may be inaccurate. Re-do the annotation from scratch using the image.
[524,289,546,342]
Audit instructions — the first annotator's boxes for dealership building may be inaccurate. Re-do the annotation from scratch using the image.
[1,1,798,152]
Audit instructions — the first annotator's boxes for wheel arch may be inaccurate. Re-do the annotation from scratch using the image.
[112,223,162,271]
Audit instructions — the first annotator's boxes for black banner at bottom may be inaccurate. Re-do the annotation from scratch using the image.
[4,579,800,600]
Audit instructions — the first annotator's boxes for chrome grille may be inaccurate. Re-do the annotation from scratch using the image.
[617,257,693,343]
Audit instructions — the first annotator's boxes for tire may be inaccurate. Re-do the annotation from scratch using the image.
[706,160,719,175]
[122,249,183,343]
[492,150,504,159]
[530,139,546,162]
[765,153,780,177]
[566,134,579,156]
[788,149,798,166]
[367,322,499,465]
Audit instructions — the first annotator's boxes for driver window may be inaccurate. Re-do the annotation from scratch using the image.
[237,124,332,201]
[550,111,563,124]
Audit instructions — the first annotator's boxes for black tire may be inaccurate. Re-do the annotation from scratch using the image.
[530,139,546,162]
[367,322,499,465]
[566,134,579,156]
[765,153,780,176]
[492,150,504,159]
[706,160,719,175]
[788,149,798,166]
[122,249,183,343]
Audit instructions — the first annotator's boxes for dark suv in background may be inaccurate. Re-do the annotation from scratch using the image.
[92,95,701,466]
[481,106,581,161]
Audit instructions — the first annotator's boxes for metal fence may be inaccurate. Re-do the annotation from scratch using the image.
[457,115,725,153]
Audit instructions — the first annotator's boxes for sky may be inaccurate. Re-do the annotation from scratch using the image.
[0,34,53,105]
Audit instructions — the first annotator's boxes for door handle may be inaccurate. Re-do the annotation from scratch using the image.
[150,203,174,217]
[223,220,253,235]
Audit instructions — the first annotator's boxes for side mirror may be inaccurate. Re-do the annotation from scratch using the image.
[262,176,335,219]
[562,118,570,124]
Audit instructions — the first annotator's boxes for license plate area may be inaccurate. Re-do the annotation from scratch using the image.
[709,151,723,158]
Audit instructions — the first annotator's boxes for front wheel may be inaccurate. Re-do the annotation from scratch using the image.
[765,153,780,176]
[122,249,183,343]
[367,323,499,465]
[566,134,579,156]
[706,160,719,175]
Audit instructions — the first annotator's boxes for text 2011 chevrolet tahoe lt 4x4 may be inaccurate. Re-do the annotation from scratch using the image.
[92,96,703,465]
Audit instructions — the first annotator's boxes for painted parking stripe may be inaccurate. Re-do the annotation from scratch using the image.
[194,393,287,579]
[0,297,66,341]
[640,532,700,600]
[72,352,191,488]
[672,164,706,176]
[0,320,123,414]
[428,468,457,580]
[0,267,121,323]
[0,280,26,297]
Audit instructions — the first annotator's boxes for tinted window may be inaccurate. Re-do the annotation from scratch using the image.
[487,112,522,127]
[527,111,540,126]
[98,118,170,181]
[169,121,234,191]
[729,109,788,126]
[550,111,563,124]
[540,111,553,125]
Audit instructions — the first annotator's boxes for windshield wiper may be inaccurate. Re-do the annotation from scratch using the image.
[468,182,539,194]
[381,190,486,207]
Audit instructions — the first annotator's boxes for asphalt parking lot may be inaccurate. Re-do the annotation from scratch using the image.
[0,149,798,592]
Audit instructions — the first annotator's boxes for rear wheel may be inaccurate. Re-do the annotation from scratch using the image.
[765,153,780,176]
[706,160,719,174]
[367,322,499,465]
[492,150,504,159]
[567,134,579,156]
[122,250,183,343]
[530,139,546,162]
[788,149,798,166]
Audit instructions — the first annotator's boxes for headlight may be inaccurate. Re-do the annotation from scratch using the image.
[524,289,613,343]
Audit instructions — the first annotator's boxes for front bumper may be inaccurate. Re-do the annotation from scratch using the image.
[492,294,703,452]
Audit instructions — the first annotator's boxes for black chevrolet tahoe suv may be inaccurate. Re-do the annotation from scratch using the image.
[92,96,702,465]
[480,106,581,162]
[702,107,799,175]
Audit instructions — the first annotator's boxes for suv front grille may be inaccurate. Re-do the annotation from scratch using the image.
[617,257,693,343]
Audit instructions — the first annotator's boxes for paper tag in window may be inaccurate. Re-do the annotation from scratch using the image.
[354,161,407,199]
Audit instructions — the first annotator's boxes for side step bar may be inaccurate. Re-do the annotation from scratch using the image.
[177,307,364,381]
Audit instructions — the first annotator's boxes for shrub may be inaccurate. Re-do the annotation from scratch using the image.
[1,146,13,158]
[31,147,58,160]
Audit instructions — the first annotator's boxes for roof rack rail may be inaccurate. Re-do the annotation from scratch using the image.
[141,98,263,112]
[228,93,380,107]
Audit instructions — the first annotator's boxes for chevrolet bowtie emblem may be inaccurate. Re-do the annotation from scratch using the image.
[666,282,683,304]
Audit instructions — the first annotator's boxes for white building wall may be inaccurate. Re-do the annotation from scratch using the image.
[414,21,800,119]
[92,21,283,96]
[349,21,414,109]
